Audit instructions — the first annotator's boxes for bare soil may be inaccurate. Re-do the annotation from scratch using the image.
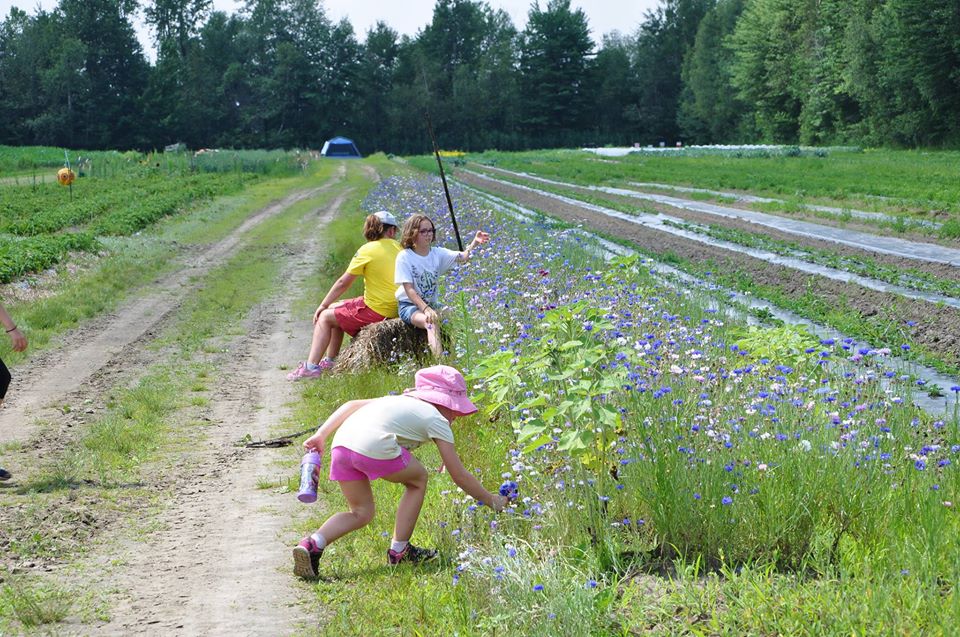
[82,195,344,635]
[456,171,960,366]
[475,163,960,248]
[470,165,960,283]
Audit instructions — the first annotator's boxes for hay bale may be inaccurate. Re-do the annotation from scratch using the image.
[335,318,443,372]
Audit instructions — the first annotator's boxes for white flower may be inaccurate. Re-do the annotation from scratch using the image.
[798,440,812,452]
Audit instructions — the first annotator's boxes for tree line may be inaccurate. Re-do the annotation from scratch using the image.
[1,0,957,154]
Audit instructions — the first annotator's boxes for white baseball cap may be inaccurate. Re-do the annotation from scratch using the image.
[373,210,398,227]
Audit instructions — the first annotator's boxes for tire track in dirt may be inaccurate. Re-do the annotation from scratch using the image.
[470,165,960,278]
[0,165,345,446]
[84,192,347,635]
[457,171,960,367]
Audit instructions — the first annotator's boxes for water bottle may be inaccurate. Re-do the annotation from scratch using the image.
[297,451,322,503]
[499,480,519,500]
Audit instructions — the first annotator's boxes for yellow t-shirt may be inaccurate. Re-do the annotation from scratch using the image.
[346,238,401,318]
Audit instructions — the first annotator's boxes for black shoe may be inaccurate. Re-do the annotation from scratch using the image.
[0,468,10,481]
[387,543,438,565]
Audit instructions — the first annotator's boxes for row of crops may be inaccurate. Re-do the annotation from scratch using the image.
[0,145,313,180]
[0,172,256,283]
[347,174,960,631]
[0,146,319,284]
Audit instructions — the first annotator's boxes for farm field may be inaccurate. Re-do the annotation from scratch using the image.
[468,147,960,235]
[439,151,960,382]
[1,150,959,635]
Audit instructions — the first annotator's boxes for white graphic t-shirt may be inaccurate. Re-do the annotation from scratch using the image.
[331,395,455,459]
[394,247,460,305]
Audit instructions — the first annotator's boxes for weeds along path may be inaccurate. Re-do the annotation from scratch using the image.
[0,164,345,446]
[83,193,347,636]
[471,166,960,277]
[456,171,960,368]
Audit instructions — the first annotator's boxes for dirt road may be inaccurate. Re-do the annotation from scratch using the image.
[82,194,344,635]
[0,167,356,635]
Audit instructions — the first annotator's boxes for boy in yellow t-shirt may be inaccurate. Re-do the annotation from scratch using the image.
[287,211,401,380]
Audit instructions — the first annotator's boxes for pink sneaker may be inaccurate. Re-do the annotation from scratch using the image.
[286,361,331,381]
[293,537,323,578]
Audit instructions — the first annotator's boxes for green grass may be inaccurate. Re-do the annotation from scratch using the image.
[0,580,74,629]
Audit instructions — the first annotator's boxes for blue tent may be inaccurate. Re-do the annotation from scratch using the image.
[321,136,361,158]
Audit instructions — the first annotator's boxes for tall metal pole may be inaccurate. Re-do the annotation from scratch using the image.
[424,111,464,251]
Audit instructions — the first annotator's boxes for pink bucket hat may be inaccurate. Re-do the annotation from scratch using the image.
[404,365,478,416]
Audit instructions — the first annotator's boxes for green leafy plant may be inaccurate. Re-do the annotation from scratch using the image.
[733,323,821,367]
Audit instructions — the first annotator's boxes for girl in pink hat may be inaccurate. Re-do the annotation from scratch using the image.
[293,364,507,578]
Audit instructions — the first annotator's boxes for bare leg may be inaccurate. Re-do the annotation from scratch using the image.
[409,312,442,358]
[327,327,346,359]
[315,479,376,544]
[307,309,341,365]
[379,456,428,543]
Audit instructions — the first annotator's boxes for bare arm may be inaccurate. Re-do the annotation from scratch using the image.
[0,303,27,352]
[402,282,438,325]
[457,231,490,262]
[303,398,373,454]
[314,272,358,323]
[434,439,506,511]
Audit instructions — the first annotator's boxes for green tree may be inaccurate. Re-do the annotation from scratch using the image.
[878,0,960,145]
[677,0,746,142]
[587,33,636,144]
[519,0,593,143]
[728,0,805,142]
[352,22,400,153]
[628,0,711,144]
[59,0,150,148]
[144,0,212,60]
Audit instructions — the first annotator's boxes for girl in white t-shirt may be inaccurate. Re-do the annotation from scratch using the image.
[292,365,508,578]
[395,214,489,357]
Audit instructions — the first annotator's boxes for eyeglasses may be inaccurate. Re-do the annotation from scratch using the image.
[418,228,436,235]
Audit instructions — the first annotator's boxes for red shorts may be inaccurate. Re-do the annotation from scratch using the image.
[329,446,412,482]
[334,297,387,337]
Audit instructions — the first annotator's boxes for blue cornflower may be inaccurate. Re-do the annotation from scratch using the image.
[533,584,544,592]
[721,496,733,505]
[915,459,927,471]
[586,580,598,589]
